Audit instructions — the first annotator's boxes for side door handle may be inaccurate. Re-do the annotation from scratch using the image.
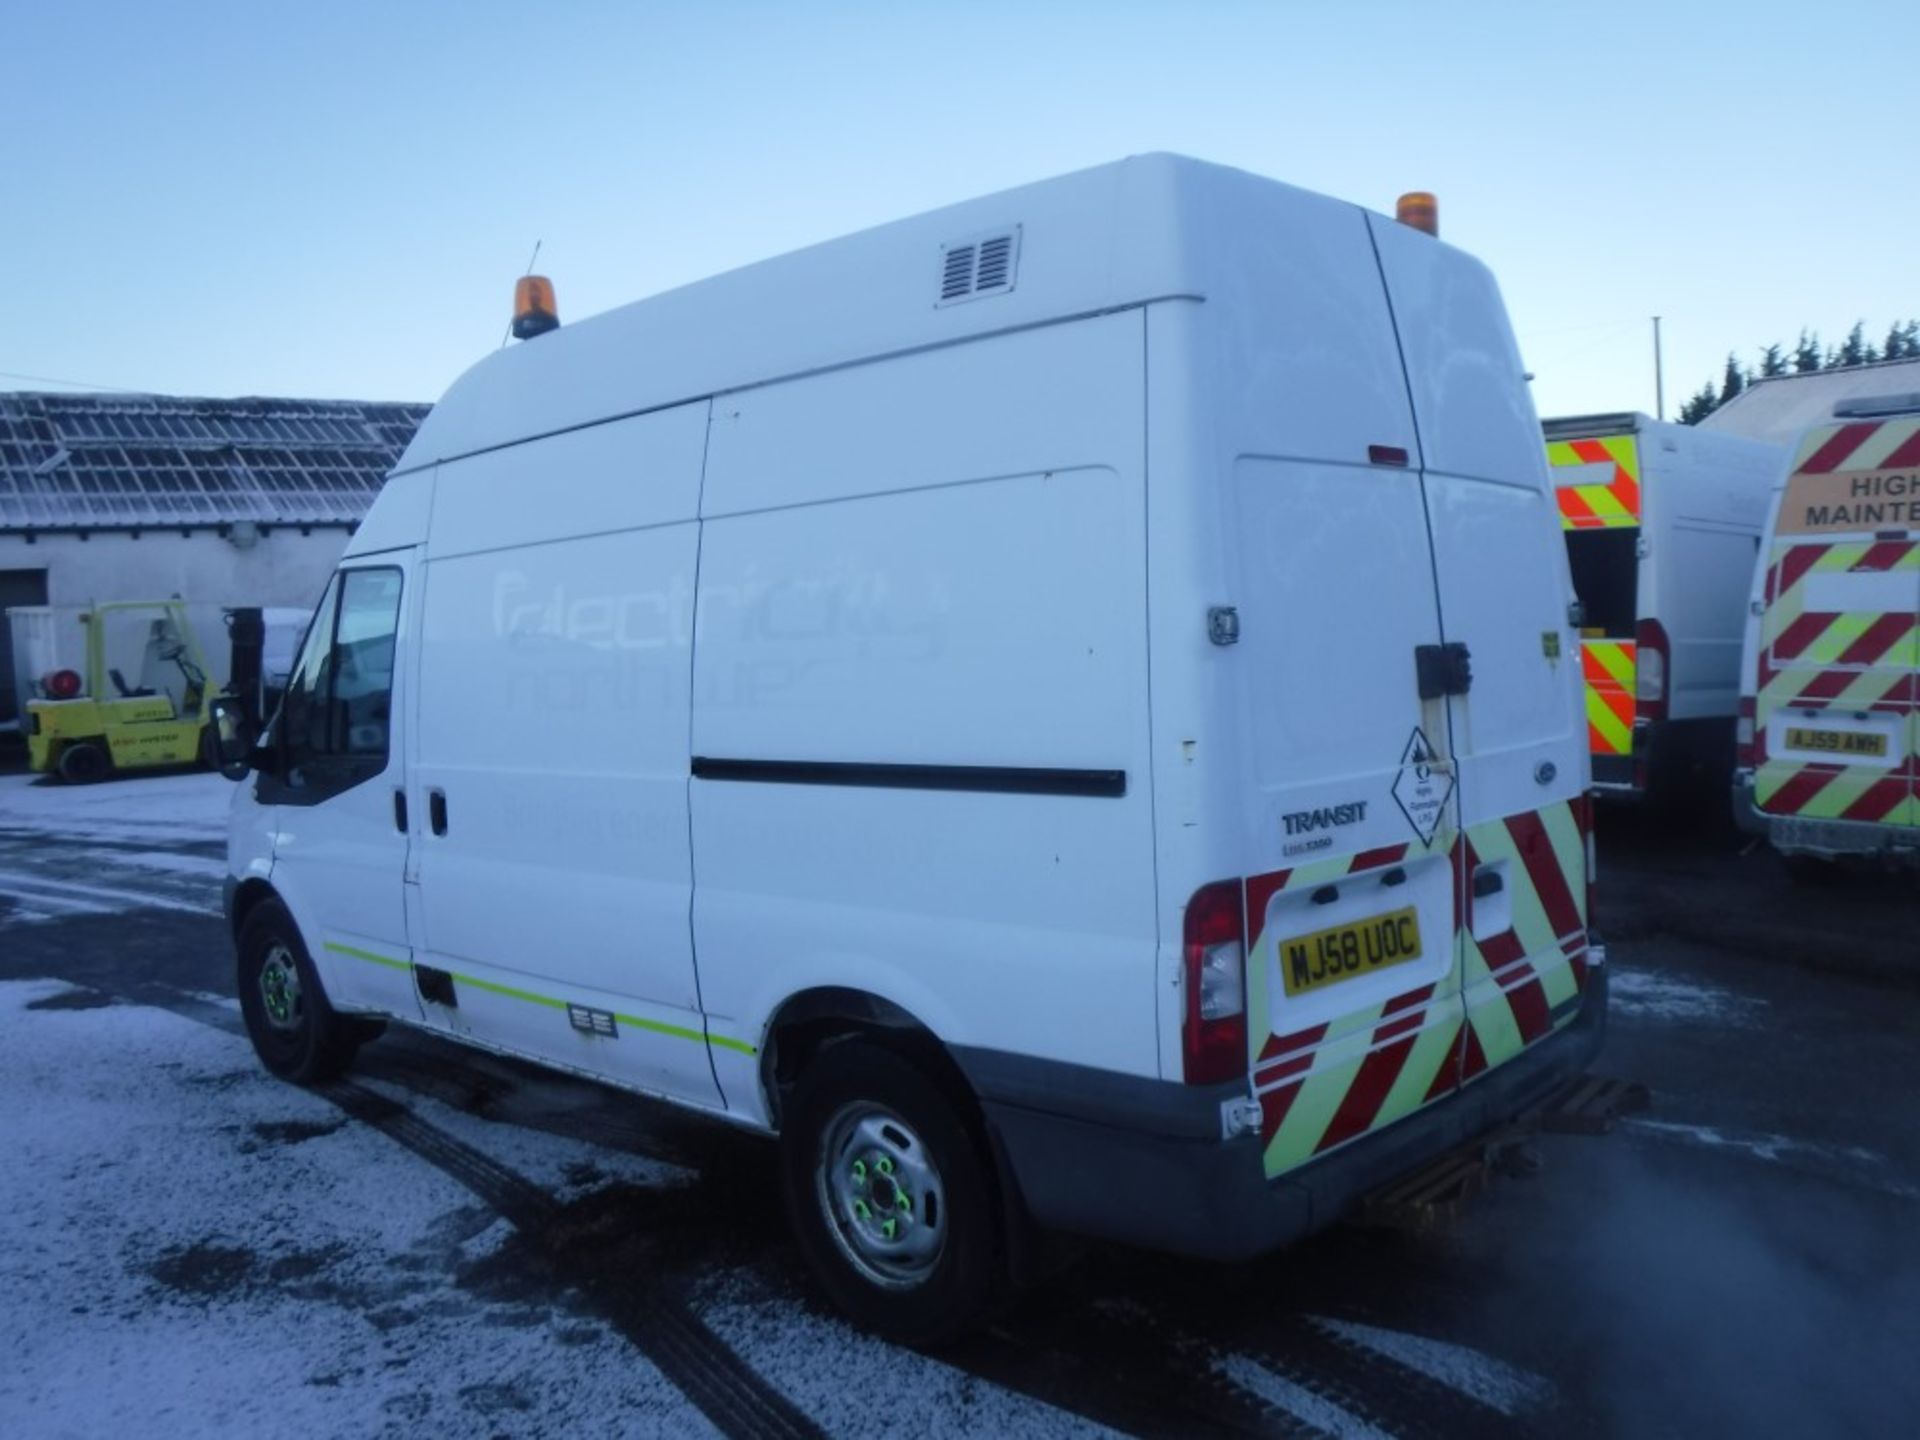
[393,789,408,833]
[428,789,448,836]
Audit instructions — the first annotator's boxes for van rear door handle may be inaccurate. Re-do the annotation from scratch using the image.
[428,789,448,836]
[393,789,408,833]
[1415,642,1473,699]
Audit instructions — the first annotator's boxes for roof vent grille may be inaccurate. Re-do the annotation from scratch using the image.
[940,245,976,303]
[936,226,1020,307]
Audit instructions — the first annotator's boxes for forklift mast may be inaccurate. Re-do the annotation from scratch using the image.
[224,607,266,731]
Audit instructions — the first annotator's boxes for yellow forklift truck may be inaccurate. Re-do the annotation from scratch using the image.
[24,601,268,784]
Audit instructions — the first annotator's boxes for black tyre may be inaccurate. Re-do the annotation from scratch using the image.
[56,741,111,784]
[780,1042,1002,1345]
[236,899,366,1084]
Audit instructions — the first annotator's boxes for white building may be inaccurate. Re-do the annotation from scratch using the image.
[0,391,427,727]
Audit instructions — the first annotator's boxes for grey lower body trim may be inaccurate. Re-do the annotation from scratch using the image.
[959,966,1609,1261]
[1737,775,1920,865]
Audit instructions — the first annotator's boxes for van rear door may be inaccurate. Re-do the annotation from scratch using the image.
[1211,196,1468,1182]
[1755,414,1920,830]
[1546,425,1643,784]
[1368,217,1594,1087]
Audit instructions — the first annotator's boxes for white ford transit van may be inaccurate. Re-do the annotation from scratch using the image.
[218,155,1606,1341]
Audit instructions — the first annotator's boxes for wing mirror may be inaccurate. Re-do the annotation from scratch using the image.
[206,695,273,780]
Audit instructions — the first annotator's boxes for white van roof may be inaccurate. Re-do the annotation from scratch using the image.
[396,154,1406,472]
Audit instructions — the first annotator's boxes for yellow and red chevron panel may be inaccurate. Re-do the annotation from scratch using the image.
[1780,415,1920,522]
[1755,535,1920,827]
[1581,639,1636,755]
[1246,801,1591,1179]
[1548,434,1641,530]
[1761,539,1920,671]
[1455,803,1591,1079]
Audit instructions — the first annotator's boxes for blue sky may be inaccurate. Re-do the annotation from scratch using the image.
[4,1,1913,420]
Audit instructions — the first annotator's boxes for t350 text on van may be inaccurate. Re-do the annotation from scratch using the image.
[212,155,1609,1342]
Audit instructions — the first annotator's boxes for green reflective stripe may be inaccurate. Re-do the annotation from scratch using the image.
[613,1011,758,1056]
[323,941,410,972]
[612,1011,705,1043]
[450,971,566,1009]
[323,942,758,1055]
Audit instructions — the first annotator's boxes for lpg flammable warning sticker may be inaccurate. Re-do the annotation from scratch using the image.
[1391,726,1452,846]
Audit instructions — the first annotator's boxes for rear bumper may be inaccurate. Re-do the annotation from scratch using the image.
[1734,771,1920,865]
[961,961,1609,1262]
[1595,717,1734,800]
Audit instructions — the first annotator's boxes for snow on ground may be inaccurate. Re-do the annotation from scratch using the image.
[1609,965,1767,1027]
[1310,1316,1555,1418]
[1210,1351,1390,1440]
[0,770,234,846]
[1623,1118,1919,1201]
[696,1268,1116,1440]
[0,979,712,1439]
[0,772,229,925]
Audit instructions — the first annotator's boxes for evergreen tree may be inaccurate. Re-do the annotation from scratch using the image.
[1678,383,1719,425]
[1835,322,1869,368]
[1717,353,1746,405]
[1675,319,1915,429]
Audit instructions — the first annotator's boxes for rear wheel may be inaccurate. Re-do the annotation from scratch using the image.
[236,899,367,1083]
[781,1042,1001,1345]
[56,741,110,784]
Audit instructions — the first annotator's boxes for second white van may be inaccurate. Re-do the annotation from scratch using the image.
[1545,413,1782,800]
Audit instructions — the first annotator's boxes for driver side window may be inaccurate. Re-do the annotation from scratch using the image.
[269,567,403,803]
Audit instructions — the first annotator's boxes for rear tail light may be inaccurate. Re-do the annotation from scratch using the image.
[1635,619,1670,722]
[1572,791,1597,930]
[1182,880,1247,1085]
[43,668,83,701]
[1735,695,1757,768]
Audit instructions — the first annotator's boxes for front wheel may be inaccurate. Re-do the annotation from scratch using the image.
[781,1042,1002,1346]
[236,899,367,1084]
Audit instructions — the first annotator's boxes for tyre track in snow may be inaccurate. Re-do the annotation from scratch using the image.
[316,1078,825,1440]
[8,963,825,1440]
[943,1320,1298,1438]
[952,1294,1533,1440]
[1221,1313,1530,1439]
